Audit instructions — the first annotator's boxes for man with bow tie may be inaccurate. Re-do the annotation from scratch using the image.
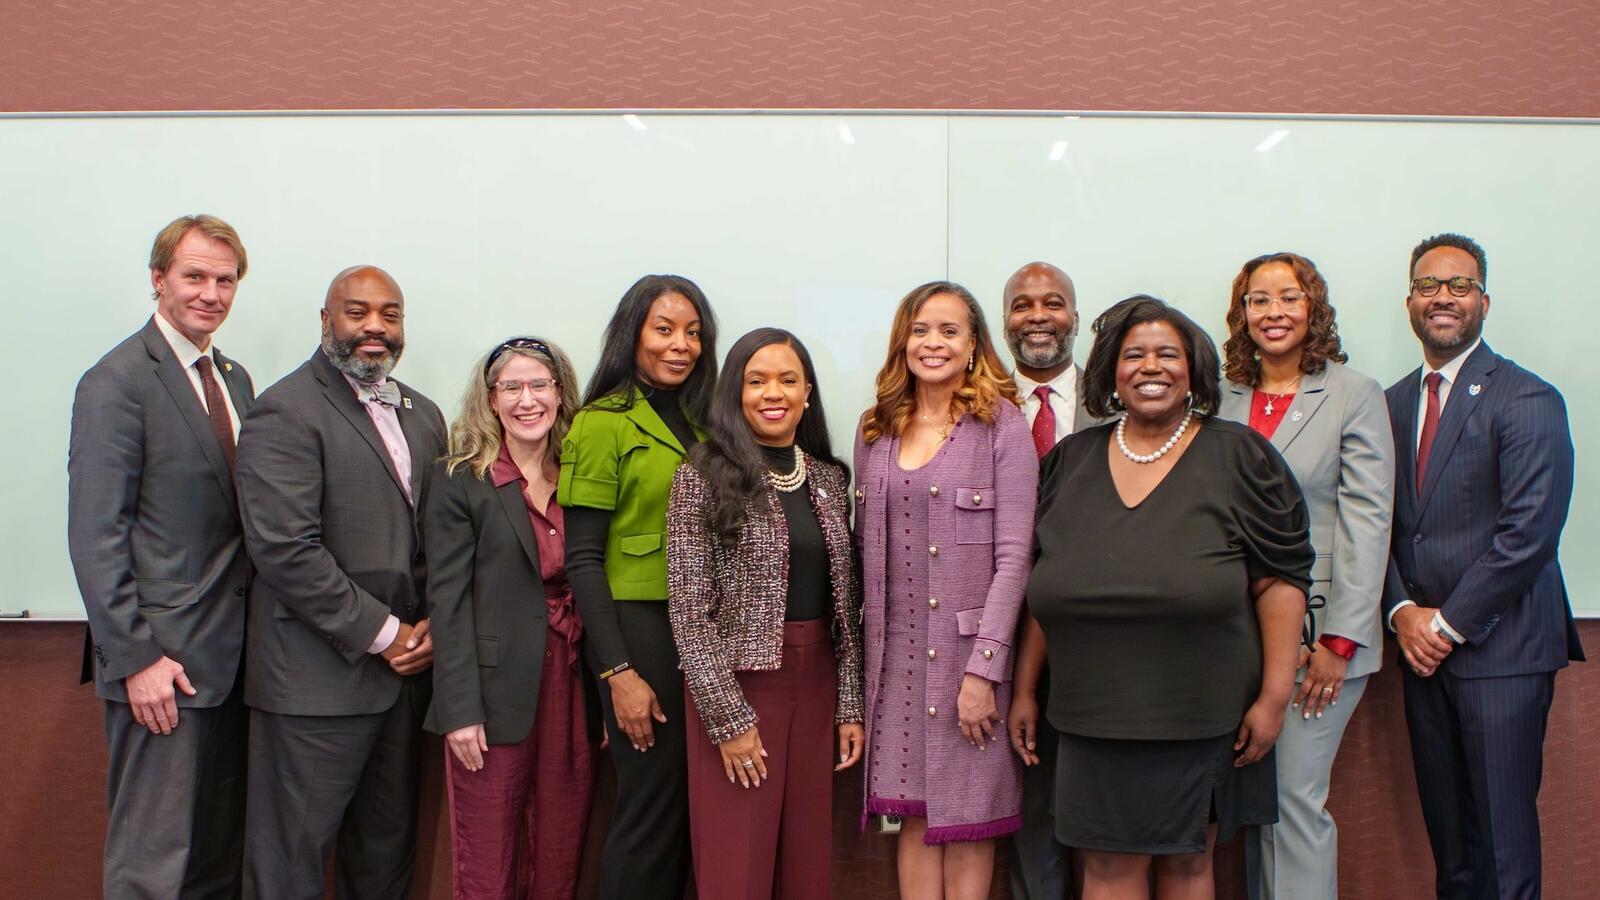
[236,265,447,899]
[69,214,255,899]
[1384,233,1583,900]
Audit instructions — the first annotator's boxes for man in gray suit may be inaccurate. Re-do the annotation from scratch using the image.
[69,214,254,899]
[236,265,446,899]
[1000,260,1094,900]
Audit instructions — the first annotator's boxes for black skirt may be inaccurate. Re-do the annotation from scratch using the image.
[1053,730,1277,855]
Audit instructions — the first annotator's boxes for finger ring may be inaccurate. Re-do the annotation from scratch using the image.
[1322,687,1334,693]
[741,759,755,768]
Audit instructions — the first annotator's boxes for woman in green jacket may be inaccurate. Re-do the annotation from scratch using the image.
[558,274,718,899]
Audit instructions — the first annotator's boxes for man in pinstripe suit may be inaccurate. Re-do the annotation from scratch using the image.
[1384,233,1584,900]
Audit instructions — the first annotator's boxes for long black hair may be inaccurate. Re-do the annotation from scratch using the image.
[580,274,719,424]
[688,328,848,548]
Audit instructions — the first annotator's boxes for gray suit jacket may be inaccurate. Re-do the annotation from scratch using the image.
[69,316,255,706]
[237,349,446,716]
[1221,362,1395,679]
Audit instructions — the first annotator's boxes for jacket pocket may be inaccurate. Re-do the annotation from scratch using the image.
[954,486,994,544]
[475,636,500,667]
[956,607,984,636]
[136,579,199,609]
[619,532,663,556]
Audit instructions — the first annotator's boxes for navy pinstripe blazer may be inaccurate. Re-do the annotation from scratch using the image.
[1382,342,1584,677]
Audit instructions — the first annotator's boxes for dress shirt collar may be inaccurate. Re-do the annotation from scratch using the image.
[1012,364,1076,397]
[489,440,523,488]
[342,370,392,402]
[1423,337,1482,387]
[153,310,213,370]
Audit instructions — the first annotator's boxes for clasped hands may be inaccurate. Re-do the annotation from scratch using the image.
[1392,604,1454,677]
[379,618,434,675]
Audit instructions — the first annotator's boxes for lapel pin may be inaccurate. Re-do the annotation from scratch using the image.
[223,362,233,372]
[1290,410,1303,422]
[402,397,413,409]
[1468,384,1482,396]
[816,487,828,500]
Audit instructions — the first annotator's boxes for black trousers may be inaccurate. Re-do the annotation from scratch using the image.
[1009,668,1072,900]
[592,600,691,900]
[102,680,248,900]
[242,676,429,900]
[1402,668,1556,900]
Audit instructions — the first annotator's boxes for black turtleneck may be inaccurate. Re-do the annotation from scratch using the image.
[762,444,830,622]
[646,385,696,453]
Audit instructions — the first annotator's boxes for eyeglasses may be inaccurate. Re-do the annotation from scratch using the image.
[494,378,558,398]
[1241,290,1307,311]
[1411,275,1484,298]
[484,336,552,373]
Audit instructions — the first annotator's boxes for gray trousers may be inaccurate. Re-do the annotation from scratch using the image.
[1247,674,1370,900]
[102,687,247,900]
[242,677,428,900]
[1008,672,1072,900]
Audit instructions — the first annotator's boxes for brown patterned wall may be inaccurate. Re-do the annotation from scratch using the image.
[1,0,1597,116]
[3,623,1596,899]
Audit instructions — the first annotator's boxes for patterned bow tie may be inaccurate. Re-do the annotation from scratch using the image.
[363,380,403,408]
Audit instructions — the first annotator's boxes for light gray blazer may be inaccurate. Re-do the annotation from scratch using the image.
[69,317,255,705]
[1221,362,1395,679]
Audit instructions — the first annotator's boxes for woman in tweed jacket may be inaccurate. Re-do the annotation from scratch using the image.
[667,328,865,900]
[855,281,1036,899]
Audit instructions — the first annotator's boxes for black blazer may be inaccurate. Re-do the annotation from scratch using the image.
[237,349,446,716]
[422,458,556,744]
[69,317,255,705]
[1383,342,1584,677]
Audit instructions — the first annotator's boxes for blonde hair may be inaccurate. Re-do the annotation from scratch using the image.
[148,215,247,300]
[861,281,1018,443]
[443,338,581,480]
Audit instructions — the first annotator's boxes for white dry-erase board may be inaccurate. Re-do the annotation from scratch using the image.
[0,111,1592,619]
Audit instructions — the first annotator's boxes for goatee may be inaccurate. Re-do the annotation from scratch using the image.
[322,330,403,383]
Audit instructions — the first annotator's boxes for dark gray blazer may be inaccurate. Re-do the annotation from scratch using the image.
[69,316,255,706]
[421,458,553,744]
[1221,362,1396,680]
[236,349,446,716]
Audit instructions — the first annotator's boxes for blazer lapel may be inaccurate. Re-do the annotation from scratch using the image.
[141,321,237,507]
[1272,366,1329,452]
[1417,344,1498,513]
[394,383,430,504]
[314,352,409,501]
[1221,380,1251,423]
[216,351,253,417]
[625,394,687,455]
[495,481,544,575]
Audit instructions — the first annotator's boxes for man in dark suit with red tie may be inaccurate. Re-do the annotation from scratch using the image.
[1384,233,1584,900]
[69,215,255,898]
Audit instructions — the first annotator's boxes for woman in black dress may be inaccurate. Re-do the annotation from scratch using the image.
[1019,295,1313,898]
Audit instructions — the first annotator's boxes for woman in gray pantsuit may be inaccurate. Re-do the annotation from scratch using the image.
[1219,252,1396,899]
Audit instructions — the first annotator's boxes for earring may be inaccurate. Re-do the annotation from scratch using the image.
[1110,390,1124,410]
[967,354,976,372]
[1185,390,1195,412]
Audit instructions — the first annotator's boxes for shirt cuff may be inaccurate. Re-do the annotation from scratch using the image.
[367,615,400,655]
[1386,599,1417,632]
[1432,612,1465,645]
[1317,634,1359,660]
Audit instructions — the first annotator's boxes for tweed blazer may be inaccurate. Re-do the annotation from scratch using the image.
[853,401,1037,834]
[667,453,864,745]
[1220,362,1396,680]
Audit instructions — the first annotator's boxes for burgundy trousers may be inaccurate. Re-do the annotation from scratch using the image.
[686,618,839,900]
[444,629,595,900]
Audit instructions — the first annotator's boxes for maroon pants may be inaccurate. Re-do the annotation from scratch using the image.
[686,619,838,900]
[444,629,595,900]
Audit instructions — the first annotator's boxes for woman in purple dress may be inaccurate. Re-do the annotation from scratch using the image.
[854,281,1037,899]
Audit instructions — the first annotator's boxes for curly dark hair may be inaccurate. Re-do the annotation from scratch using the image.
[1221,252,1347,387]
[1081,295,1221,420]
[1410,232,1487,283]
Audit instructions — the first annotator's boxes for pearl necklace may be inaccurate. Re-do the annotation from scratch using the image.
[767,446,808,492]
[1116,411,1192,464]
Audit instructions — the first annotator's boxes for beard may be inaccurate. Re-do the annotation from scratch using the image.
[322,328,403,383]
[1408,304,1484,358]
[1007,325,1076,371]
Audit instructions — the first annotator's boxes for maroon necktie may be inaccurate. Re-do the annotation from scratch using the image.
[1415,372,1443,493]
[195,356,237,475]
[1030,385,1056,459]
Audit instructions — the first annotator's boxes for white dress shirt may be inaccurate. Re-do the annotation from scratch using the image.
[152,311,242,441]
[1013,365,1080,445]
[1388,337,1482,644]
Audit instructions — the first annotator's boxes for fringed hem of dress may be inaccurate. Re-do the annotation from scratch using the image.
[922,815,1023,846]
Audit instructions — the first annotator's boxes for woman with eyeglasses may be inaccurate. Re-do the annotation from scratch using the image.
[558,275,718,899]
[1217,253,1396,900]
[423,336,595,899]
[666,328,864,899]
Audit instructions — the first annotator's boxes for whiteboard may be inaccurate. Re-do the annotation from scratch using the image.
[0,112,1591,619]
